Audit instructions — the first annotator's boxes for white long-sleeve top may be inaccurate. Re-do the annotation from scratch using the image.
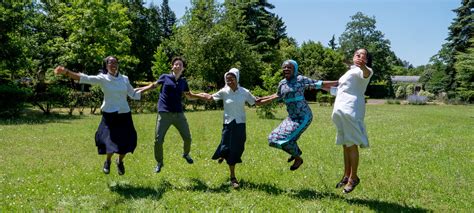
[212,86,256,124]
[79,73,141,113]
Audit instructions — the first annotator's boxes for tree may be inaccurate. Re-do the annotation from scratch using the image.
[52,2,137,77]
[328,34,337,50]
[165,0,264,89]
[151,45,170,79]
[298,41,346,80]
[225,0,287,63]
[338,12,395,84]
[454,38,474,102]
[0,1,38,81]
[433,0,473,93]
[160,0,176,39]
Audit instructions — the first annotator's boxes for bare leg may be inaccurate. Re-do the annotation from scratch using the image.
[343,145,351,177]
[343,145,360,193]
[347,145,359,180]
[229,165,236,179]
[229,165,239,188]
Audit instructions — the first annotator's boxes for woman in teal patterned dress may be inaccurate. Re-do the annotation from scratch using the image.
[257,60,338,170]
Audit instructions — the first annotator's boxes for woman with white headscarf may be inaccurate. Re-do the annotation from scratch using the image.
[198,68,263,189]
[258,60,338,171]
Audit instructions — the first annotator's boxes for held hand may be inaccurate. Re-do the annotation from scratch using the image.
[134,88,142,94]
[54,66,66,75]
[197,93,212,100]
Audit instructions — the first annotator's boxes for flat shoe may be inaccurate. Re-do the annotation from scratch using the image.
[290,158,303,171]
[343,178,360,194]
[230,177,240,189]
[336,176,349,188]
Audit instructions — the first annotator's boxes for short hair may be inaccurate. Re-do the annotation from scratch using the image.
[171,56,186,68]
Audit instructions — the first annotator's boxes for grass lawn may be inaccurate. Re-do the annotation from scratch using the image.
[0,104,473,211]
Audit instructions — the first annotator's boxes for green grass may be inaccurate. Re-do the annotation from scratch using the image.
[1,104,473,211]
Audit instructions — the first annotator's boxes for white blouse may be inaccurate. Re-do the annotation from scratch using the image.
[80,73,141,113]
[212,86,256,124]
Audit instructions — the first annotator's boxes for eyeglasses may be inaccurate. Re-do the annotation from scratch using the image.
[107,60,118,65]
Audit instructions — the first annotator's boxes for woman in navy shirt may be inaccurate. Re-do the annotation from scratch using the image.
[137,57,204,173]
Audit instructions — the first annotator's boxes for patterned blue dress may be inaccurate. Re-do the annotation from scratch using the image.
[268,74,322,157]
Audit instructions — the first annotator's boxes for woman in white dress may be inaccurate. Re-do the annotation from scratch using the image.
[332,48,373,193]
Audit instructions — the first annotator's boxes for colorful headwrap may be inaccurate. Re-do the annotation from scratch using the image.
[283,59,298,78]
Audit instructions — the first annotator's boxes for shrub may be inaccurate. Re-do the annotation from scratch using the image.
[418,90,435,101]
[316,92,335,105]
[0,83,32,118]
[407,95,427,105]
[253,86,277,119]
[395,85,406,99]
[456,90,474,103]
[30,84,70,114]
[386,99,400,104]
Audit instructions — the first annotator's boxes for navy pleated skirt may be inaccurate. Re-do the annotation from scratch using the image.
[95,111,137,155]
[211,120,246,165]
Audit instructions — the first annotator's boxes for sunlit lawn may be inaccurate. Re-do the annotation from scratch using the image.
[0,103,472,211]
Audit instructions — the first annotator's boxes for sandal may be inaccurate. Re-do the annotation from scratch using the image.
[290,158,303,171]
[343,178,360,194]
[336,176,349,188]
[230,177,240,189]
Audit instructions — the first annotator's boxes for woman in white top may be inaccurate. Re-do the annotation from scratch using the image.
[54,56,141,176]
[198,68,263,188]
[332,49,373,193]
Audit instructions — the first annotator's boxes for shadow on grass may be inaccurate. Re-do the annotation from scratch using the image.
[108,180,173,200]
[188,178,232,193]
[108,178,429,212]
[241,181,429,212]
[0,108,89,125]
[292,188,430,212]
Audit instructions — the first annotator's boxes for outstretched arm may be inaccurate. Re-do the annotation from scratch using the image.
[321,81,339,91]
[135,82,158,94]
[256,93,278,105]
[184,91,213,101]
[54,66,81,80]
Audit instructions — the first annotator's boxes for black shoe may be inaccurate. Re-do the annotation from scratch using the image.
[230,177,240,189]
[155,163,163,173]
[287,156,295,163]
[290,158,303,171]
[343,178,360,194]
[116,159,125,175]
[218,158,224,164]
[336,176,349,188]
[183,154,194,164]
[103,160,111,174]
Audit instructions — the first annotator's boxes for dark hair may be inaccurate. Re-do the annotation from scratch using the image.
[171,56,186,68]
[358,48,372,68]
[100,56,118,74]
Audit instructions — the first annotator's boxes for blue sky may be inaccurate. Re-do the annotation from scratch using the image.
[149,0,459,66]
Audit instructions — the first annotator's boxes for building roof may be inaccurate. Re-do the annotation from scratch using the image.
[391,76,420,83]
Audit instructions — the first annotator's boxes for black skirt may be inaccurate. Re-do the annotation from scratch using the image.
[211,120,246,165]
[95,111,137,155]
